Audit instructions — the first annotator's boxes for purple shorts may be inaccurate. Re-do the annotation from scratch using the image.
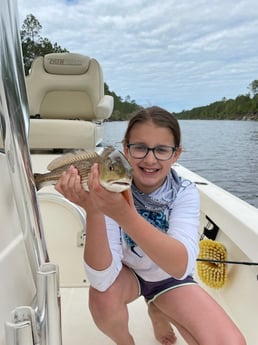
[134,274,197,303]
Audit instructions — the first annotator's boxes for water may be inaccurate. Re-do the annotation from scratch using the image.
[102,120,258,209]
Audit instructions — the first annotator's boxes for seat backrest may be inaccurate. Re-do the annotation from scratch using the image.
[26,53,108,121]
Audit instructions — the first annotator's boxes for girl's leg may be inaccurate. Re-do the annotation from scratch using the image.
[152,284,246,345]
[148,301,198,345]
[148,302,177,344]
[88,265,140,345]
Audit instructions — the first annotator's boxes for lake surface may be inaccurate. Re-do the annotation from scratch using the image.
[102,120,258,209]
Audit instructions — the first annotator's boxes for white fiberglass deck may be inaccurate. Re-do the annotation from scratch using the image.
[61,287,187,344]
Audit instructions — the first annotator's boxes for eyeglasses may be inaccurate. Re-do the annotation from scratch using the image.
[127,143,177,161]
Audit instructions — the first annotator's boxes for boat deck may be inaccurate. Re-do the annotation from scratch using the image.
[61,287,187,344]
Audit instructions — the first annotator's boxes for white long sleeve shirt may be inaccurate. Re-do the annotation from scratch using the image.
[84,173,200,291]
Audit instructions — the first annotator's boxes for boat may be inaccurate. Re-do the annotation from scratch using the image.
[1,1,258,344]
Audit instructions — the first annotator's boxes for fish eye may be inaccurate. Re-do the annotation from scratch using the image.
[109,165,113,171]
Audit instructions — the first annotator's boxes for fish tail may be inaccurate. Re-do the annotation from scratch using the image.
[33,173,55,190]
[33,173,44,190]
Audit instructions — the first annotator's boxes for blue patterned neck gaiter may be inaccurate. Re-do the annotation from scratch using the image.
[122,169,182,256]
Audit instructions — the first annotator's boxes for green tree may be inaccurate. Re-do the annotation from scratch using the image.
[21,14,68,74]
[20,14,42,73]
[21,13,42,41]
[248,80,258,97]
[175,92,258,120]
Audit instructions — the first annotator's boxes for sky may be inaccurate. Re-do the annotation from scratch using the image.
[17,0,258,112]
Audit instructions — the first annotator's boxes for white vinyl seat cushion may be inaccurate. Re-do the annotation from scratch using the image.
[0,120,103,150]
[25,52,113,150]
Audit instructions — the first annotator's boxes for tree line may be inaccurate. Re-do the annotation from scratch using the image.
[21,14,258,121]
[174,88,258,120]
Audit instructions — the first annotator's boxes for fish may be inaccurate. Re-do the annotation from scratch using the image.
[33,146,133,193]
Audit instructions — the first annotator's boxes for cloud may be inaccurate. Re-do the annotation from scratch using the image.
[18,0,258,112]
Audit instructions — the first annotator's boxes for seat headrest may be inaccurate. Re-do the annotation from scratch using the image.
[43,53,91,75]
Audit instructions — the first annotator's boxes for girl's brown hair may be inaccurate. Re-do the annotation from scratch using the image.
[123,106,181,147]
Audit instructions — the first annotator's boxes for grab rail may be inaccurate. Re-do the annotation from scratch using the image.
[5,264,62,345]
[5,321,34,345]
[0,0,48,282]
[5,307,39,345]
[36,263,62,345]
[1,1,62,345]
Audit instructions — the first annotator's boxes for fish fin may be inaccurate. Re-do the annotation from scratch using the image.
[121,190,130,204]
[47,150,99,171]
[99,146,115,159]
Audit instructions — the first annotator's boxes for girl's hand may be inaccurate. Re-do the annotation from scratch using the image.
[87,164,135,221]
[55,165,98,212]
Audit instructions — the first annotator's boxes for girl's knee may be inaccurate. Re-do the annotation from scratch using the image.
[89,286,119,319]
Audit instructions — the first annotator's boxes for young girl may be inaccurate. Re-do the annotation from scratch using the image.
[55,106,246,345]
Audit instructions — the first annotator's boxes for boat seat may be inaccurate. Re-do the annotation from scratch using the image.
[24,52,113,151]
